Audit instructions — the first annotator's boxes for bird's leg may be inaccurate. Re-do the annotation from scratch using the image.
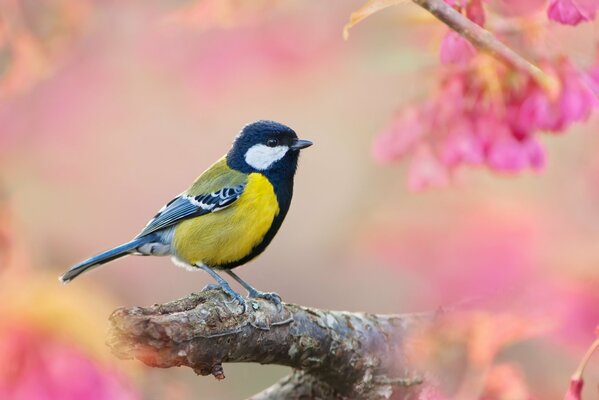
[225,270,282,310]
[197,264,246,312]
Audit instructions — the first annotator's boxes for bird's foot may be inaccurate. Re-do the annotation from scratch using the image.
[248,289,282,311]
[221,284,247,313]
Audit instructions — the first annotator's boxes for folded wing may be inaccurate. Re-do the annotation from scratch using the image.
[137,183,246,237]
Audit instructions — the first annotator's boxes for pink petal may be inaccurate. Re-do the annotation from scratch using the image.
[564,377,583,400]
[548,0,596,25]
[439,31,477,66]
[466,0,486,26]
[444,0,468,7]
[572,0,599,17]
[510,88,555,133]
[558,67,596,127]
[440,121,484,166]
[407,145,450,191]
[372,108,424,163]
[487,136,545,172]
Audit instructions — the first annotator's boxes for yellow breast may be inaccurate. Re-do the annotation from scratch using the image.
[173,173,280,267]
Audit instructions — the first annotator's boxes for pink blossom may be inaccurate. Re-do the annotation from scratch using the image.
[509,88,556,134]
[0,326,138,400]
[372,108,423,162]
[374,57,596,189]
[440,121,484,166]
[557,63,597,126]
[487,135,545,172]
[466,0,486,25]
[443,0,485,25]
[407,145,450,191]
[563,378,583,400]
[440,31,477,66]
[365,207,541,305]
[547,0,599,25]
[508,62,595,133]
[586,54,599,94]
[443,0,468,7]
[563,330,599,400]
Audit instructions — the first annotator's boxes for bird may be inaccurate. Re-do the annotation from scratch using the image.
[59,120,312,311]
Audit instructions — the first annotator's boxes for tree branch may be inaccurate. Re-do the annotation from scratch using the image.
[107,289,432,399]
[344,0,558,93]
[411,0,557,93]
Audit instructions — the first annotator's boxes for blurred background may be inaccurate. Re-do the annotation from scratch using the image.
[0,0,598,398]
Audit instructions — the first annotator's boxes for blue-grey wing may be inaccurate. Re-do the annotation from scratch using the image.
[137,183,246,237]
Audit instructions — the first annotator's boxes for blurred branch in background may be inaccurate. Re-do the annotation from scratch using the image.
[108,289,431,399]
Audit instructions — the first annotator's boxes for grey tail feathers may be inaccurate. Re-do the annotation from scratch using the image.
[59,237,151,283]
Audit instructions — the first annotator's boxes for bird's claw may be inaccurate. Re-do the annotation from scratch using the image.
[248,290,283,311]
[221,285,247,313]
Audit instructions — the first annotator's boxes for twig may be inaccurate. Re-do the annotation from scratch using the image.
[411,0,558,93]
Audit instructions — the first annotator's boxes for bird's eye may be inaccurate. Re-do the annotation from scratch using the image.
[266,139,278,147]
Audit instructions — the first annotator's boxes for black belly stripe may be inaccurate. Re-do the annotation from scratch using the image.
[215,171,294,270]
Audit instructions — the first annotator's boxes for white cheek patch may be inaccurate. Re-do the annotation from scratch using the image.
[244,144,289,170]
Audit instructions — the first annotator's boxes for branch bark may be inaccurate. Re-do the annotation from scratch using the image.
[107,289,432,399]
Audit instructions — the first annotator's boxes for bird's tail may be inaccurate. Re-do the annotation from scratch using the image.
[59,237,151,283]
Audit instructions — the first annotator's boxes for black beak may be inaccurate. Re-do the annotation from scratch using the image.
[290,139,313,150]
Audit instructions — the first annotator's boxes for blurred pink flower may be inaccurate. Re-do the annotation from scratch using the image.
[418,385,450,399]
[487,135,545,172]
[441,0,485,62]
[364,207,541,305]
[482,363,532,399]
[558,62,598,124]
[374,57,597,189]
[0,326,138,400]
[444,0,468,7]
[465,0,486,25]
[143,9,339,96]
[439,119,484,166]
[408,145,450,191]
[407,308,547,398]
[509,60,596,133]
[440,31,477,66]
[444,0,485,24]
[547,0,599,25]
[563,328,599,400]
[587,52,599,93]
[563,378,583,400]
[372,108,423,162]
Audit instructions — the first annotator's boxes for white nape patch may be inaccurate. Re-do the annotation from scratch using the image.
[171,256,199,272]
[244,144,289,170]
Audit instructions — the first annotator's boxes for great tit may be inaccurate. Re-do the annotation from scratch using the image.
[59,120,312,310]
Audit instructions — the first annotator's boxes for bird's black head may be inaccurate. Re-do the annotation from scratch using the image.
[227,120,312,177]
